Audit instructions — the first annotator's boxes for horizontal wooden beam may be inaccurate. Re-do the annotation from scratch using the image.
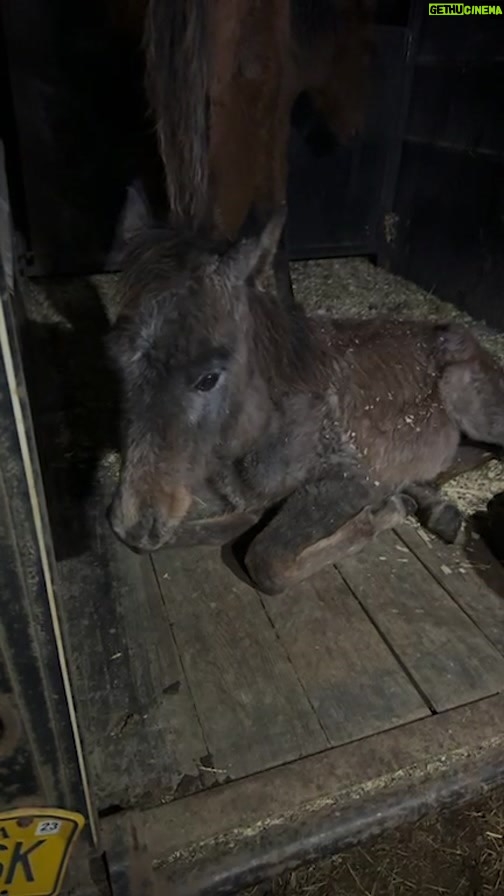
[101,692,504,896]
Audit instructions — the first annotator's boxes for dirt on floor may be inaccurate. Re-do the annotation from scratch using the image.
[242,786,504,896]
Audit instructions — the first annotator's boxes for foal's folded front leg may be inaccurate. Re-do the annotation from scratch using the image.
[245,475,416,596]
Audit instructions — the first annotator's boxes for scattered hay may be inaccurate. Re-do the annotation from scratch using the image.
[291,256,504,359]
[241,786,504,896]
[440,459,504,517]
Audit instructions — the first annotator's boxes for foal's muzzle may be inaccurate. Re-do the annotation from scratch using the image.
[107,481,192,552]
[107,499,164,553]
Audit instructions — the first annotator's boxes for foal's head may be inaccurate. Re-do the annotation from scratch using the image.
[107,213,286,552]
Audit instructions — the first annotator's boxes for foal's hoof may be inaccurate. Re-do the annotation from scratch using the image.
[427,502,465,545]
[245,544,289,596]
[372,493,417,529]
[398,494,418,518]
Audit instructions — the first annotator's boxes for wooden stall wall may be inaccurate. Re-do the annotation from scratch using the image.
[1,0,412,276]
[382,5,504,330]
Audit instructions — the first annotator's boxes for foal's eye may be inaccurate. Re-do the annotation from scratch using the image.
[193,371,220,392]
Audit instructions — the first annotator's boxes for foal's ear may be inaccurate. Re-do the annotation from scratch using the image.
[222,207,286,285]
[110,180,154,256]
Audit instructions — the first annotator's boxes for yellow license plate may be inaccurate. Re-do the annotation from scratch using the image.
[0,808,85,896]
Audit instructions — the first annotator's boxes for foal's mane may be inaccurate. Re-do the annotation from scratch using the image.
[248,283,330,393]
[120,226,231,282]
[117,227,330,393]
[115,225,231,314]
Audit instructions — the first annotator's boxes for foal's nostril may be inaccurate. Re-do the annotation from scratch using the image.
[147,515,162,547]
[107,494,143,544]
[107,490,165,551]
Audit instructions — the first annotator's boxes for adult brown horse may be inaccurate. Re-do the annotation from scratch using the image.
[110,0,374,297]
[107,212,504,595]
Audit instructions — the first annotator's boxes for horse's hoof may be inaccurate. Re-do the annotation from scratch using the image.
[245,545,289,596]
[428,502,465,545]
[399,494,418,518]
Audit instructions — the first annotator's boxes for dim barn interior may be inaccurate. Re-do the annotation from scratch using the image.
[1,0,504,893]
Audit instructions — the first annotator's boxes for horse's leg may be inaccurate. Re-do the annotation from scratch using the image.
[436,442,497,485]
[244,474,416,595]
[169,448,484,554]
[439,334,504,448]
[421,439,501,543]
[403,482,465,545]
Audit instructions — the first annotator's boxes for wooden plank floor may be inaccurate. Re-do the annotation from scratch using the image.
[148,521,504,794]
[101,524,504,896]
[25,269,504,892]
[61,502,504,815]
[103,693,504,896]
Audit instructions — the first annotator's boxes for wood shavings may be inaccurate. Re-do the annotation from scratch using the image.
[102,451,121,475]
[441,460,504,517]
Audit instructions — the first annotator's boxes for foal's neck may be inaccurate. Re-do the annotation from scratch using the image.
[249,286,327,395]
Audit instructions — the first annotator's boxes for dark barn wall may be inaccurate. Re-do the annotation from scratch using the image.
[384,7,504,330]
[286,21,410,261]
[1,0,411,276]
[3,0,502,312]
[0,0,167,277]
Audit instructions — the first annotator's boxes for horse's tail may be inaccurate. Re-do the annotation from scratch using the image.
[144,0,208,224]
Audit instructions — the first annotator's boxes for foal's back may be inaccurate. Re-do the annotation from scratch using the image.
[314,317,472,486]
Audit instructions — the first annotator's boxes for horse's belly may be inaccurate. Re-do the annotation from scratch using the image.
[355,407,460,486]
